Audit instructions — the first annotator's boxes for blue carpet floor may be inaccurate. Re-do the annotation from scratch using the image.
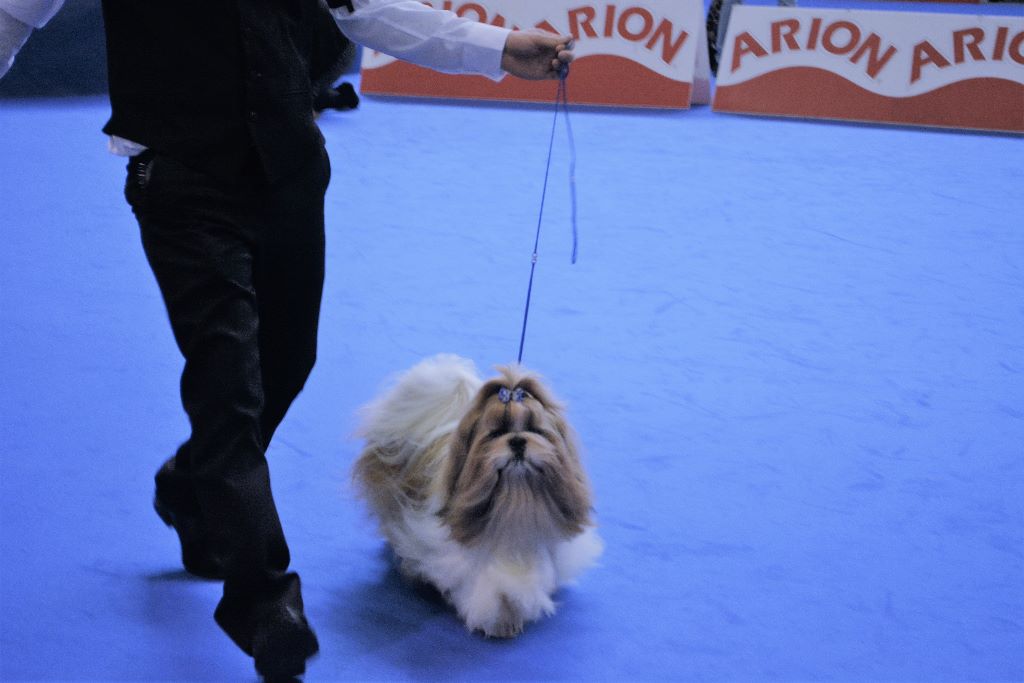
[1,80,1022,681]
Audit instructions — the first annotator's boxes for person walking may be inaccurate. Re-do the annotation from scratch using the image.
[0,1,573,679]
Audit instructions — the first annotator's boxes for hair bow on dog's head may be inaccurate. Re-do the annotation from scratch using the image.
[498,387,526,404]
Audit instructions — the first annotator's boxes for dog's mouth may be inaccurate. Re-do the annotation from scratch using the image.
[496,449,545,479]
[498,457,542,473]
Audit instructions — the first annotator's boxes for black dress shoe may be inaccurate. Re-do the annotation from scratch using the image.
[214,574,319,681]
[251,604,319,681]
[154,457,225,580]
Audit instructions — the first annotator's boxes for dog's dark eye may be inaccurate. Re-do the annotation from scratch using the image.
[524,416,544,436]
[527,428,550,440]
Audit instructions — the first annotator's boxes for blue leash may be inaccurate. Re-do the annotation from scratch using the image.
[516,69,577,364]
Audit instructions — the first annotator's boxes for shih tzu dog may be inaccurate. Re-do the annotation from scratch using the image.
[354,354,602,638]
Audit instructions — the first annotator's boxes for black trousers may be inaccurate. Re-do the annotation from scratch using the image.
[125,146,330,650]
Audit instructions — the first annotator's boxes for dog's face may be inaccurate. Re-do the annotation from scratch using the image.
[440,367,592,550]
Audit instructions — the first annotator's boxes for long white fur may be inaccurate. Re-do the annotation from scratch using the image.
[356,354,603,636]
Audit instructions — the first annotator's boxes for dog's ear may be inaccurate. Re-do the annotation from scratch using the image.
[440,379,510,543]
[442,378,504,503]
[443,410,476,505]
[543,401,594,532]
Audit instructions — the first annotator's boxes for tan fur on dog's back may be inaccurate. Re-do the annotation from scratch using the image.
[353,354,481,529]
[353,438,447,529]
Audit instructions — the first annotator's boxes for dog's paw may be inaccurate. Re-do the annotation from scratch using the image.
[480,595,524,639]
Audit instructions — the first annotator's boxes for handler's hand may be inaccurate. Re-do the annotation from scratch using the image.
[501,31,574,80]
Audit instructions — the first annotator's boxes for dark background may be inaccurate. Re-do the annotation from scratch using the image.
[0,1,361,99]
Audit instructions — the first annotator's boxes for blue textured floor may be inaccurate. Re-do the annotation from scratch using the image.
[1,82,1022,681]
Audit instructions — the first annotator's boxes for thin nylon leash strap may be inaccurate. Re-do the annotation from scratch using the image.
[516,71,577,364]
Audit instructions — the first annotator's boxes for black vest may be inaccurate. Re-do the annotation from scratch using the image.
[101,0,344,183]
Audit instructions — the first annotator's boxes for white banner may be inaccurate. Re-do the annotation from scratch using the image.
[713,6,1024,132]
[361,0,711,108]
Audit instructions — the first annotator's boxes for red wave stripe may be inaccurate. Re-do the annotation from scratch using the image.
[360,53,693,108]
[714,67,1024,133]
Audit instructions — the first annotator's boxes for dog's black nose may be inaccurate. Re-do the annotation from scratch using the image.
[508,436,527,459]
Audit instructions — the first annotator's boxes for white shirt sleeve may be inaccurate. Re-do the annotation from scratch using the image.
[0,0,63,28]
[329,0,509,81]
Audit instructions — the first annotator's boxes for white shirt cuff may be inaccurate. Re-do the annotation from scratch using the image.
[0,7,32,78]
[0,0,63,28]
